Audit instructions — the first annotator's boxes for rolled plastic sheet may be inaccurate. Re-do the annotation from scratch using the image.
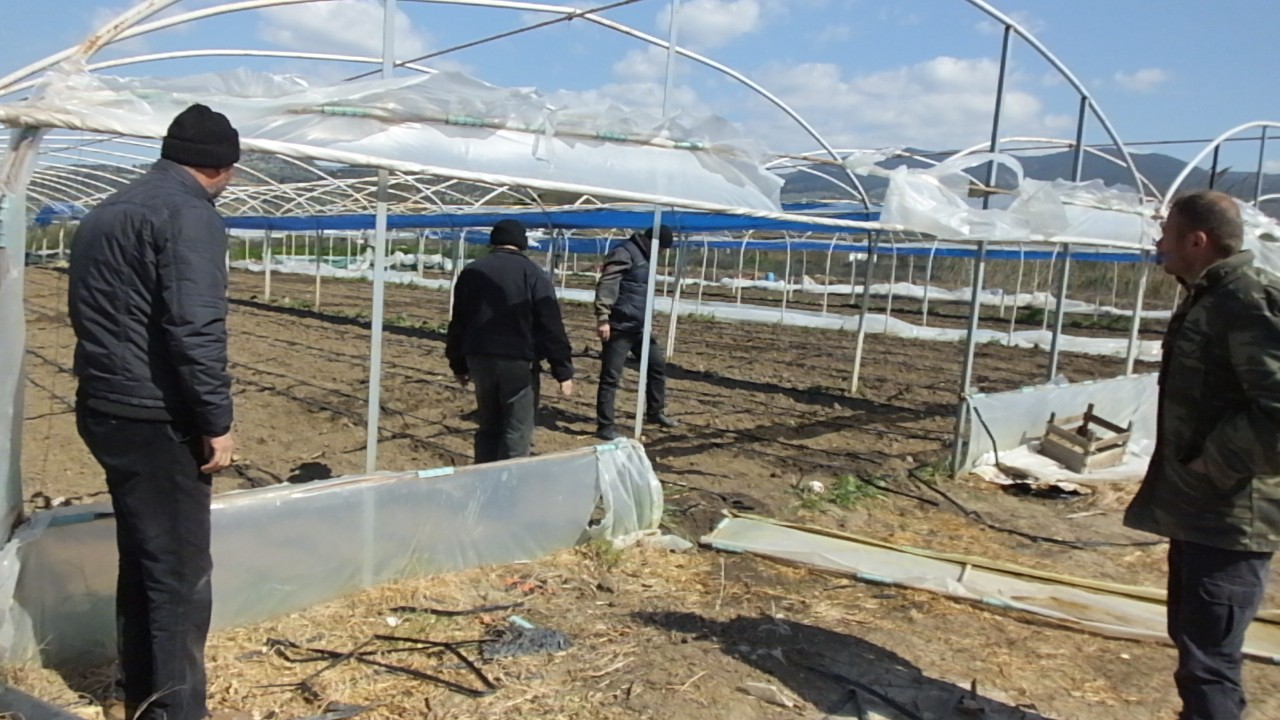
[0,439,661,665]
[703,515,1280,663]
[0,67,782,212]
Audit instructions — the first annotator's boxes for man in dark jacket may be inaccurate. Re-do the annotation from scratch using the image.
[593,226,679,441]
[68,104,239,720]
[1124,190,1280,720]
[446,220,574,463]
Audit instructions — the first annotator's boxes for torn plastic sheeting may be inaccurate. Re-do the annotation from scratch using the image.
[0,439,661,666]
[702,516,1280,663]
[6,67,781,211]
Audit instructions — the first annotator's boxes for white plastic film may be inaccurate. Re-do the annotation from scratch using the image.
[964,373,1159,472]
[1,67,782,212]
[0,440,662,665]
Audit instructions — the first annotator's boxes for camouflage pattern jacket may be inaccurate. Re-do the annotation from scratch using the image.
[1125,251,1280,552]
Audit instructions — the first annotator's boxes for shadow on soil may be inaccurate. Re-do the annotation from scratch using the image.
[634,610,1052,720]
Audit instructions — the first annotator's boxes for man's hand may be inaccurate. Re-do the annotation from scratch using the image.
[597,323,611,342]
[201,432,235,474]
[455,373,470,388]
[1187,456,1210,475]
[559,379,574,397]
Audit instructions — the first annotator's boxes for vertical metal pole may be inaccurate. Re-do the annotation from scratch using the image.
[448,231,465,317]
[849,235,878,394]
[1125,249,1152,375]
[559,234,569,295]
[1110,262,1119,311]
[710,244,718,299]
[264,230,273,302]
[736,239,747,304]
[634,0,680,440]
[884,239,897,324]
[695,238,708,314]
[954,35,1010,473]
[800,247,808,299]
[1046,244,1072,381]
[922,241,937,327]
[822,238,835,315]
[365,0,396,475]
[1071,97,1088,182]
[983,26,1013,200]
[313,231,322,310]
[665,238,685,357]
[659,247,670,297]
[951,240,989,474]
[416,231,425,278]
[1209,145,1221,190]
[1008,244,1025,344]
[781,237,791,322]
[848,249,857,305]
[1041,246,1058,332]
[1255,128,1269,204]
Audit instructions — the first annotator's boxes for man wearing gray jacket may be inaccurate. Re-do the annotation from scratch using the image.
[69,104,239,720]
[594,226,679,440]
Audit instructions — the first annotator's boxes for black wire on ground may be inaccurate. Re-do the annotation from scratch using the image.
[907,469,1163,550]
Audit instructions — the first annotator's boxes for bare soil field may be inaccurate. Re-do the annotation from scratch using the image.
[10,265,1280,720]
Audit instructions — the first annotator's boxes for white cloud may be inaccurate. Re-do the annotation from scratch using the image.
[613,46,673,83]
[1112,68,1172,93]
[258,0,430,61]
[816,23,855,45]
[976,10,1045,36]
[1264,159,1280,174]
[658,0,766,50]
[753,56,1072,152]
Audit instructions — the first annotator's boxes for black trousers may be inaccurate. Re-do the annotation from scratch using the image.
[76,405,212,720]
[468,355,537,463]
[1168,539,1273,720]
[595,330,666,430]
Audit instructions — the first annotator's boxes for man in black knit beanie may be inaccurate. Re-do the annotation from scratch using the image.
[69,103,242,720]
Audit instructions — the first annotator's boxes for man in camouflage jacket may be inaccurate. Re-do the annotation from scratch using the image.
[1124,190,1280,720]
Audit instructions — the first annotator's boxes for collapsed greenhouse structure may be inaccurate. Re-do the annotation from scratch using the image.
[1,0,1279,688]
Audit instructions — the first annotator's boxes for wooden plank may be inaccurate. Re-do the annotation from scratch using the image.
[1046,423,1090,449]
[1085,413,1129,435]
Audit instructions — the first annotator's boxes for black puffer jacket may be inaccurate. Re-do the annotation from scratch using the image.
[68,159,233,437]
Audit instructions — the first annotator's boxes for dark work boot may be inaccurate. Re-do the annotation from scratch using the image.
[596,425,625,441]
[645,413,679,429]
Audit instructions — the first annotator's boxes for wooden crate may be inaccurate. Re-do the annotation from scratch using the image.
[1037,403,1132,474]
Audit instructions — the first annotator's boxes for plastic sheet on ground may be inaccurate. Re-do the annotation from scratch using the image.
[702,516,1280,663]
[0,439,661,665]
[968,444,1150,493]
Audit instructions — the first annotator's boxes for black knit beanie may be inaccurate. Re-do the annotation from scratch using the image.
[490,219,529,251]
[161,104,241,169]
[644,224,674,249]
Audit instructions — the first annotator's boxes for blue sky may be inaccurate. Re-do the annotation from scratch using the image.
[2,0,1277,173]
